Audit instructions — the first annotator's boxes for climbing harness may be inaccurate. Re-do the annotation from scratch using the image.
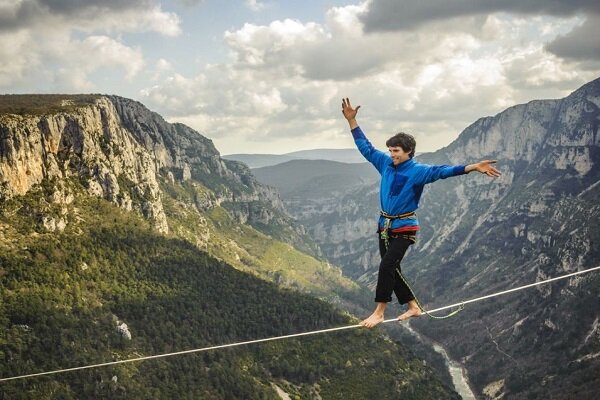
[379,210,416,248]
[380,210,464,319]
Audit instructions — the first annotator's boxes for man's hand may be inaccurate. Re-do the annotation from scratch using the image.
[342,98,360,129]
[466,160,501,177]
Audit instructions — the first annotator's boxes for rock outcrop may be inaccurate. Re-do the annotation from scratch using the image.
[0,95,287,234]
[406,78,600,400]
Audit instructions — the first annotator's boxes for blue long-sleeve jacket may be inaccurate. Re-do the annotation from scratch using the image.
[352,126,466,232]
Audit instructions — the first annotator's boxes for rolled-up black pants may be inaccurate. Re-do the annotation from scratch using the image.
[375,235,415,304]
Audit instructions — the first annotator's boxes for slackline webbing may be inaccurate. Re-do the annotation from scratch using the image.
[1,265,598,383]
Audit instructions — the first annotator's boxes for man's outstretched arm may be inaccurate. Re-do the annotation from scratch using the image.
[465,160,501,177]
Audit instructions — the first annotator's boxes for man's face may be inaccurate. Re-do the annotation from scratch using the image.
[388,146,410,165]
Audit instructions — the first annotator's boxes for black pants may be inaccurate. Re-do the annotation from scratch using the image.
[375,236,415,304]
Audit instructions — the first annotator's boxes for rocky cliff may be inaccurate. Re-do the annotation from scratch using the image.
[408,77,600,400]
[0,95,294,239]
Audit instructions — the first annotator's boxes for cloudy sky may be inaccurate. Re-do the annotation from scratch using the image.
[1,0,599,155]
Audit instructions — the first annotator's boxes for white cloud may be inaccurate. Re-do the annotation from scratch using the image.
[4,1,595,155]
[250,88,287,115]
[53,68,96,92]
[141,73,202,113]
[0,1,179,92]
[56,35,145,90]
[149,58,173,81]
[0,30,39,86]
[224,19,327,71]
[140,3,600,154]
[1,0,597,156]
[245,0,267,12]
[156,59,172,71]
[82,36,145,80]
[0,28,145,91]
[116,6,181,37]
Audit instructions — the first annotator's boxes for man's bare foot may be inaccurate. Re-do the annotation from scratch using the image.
[398,304,422,321]
[360,313,385,328]
[397,300,423,321]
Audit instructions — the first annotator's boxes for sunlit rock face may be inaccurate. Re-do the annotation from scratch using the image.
[0,95,286,234]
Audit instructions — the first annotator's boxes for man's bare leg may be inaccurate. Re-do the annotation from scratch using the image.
[398,299,422,321]
[360,302,387,328]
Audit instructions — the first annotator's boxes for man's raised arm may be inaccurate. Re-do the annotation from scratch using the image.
[342,98,360,129]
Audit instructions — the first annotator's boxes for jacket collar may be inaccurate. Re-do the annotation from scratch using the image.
[388,158,414,169]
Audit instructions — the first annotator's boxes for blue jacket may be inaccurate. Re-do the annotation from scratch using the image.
[352,126,466,232]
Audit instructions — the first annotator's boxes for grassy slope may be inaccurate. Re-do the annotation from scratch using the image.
[159,177,366,306]
[0,94,100,116]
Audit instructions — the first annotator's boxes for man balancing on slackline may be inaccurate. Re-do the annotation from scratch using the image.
[342,98,501,328]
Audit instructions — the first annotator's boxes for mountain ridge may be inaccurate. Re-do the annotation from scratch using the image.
[223,148,367,168]
[252,159,378,198]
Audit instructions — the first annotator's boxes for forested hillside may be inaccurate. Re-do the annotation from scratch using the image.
[0,182,457,399]
[0,95,458,399]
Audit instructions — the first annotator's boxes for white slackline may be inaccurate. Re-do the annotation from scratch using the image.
[1,265,598,383]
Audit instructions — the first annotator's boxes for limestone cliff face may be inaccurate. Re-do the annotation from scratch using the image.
[0,95,286,234]
[407,78,600,398]
[107,96,286,215]
[417,78,599,262]
[0,97,169,232]
[445,81,598,170]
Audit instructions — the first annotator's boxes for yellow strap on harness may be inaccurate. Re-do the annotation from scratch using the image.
[379,211,416,248]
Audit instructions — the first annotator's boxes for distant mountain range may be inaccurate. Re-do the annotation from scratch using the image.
[252,159,378,198]
[223,148,367,168]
